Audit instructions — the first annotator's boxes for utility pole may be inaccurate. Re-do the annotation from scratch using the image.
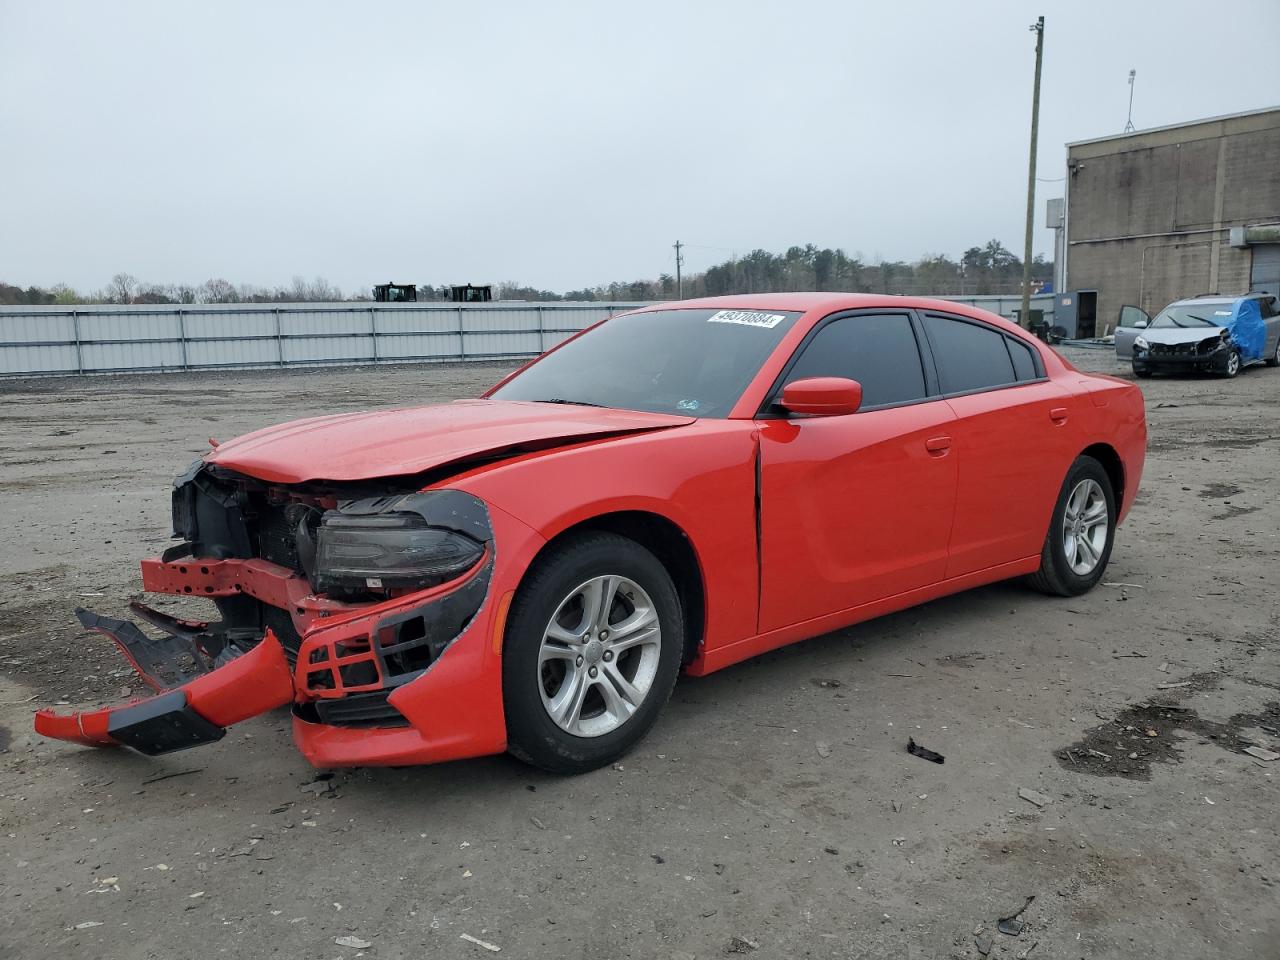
[1020,15,1044,330]
[673,240,684,299]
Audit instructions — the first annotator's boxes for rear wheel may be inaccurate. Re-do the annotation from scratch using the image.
[503,532,682,773]
[1265,338,1280,368]
[1027,456,1116,597]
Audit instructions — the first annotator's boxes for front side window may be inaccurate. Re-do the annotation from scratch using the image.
[490,308,802,417]
[781,313,927,408]
[924,314,1017,394]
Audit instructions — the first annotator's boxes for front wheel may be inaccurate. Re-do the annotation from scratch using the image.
[1132,362,1152,379]
[1221,347,1241,378]
[502,532,683,773]
[1027,456,1117,597]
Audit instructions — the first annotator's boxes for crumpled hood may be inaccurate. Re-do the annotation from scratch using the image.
[1140,326,1227,345]
[206,399,695,484]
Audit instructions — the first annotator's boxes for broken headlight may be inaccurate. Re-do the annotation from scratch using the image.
[313,512,485,594]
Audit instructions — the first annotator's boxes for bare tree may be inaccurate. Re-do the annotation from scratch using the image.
[201,278,238,303]
[108,272,138,304]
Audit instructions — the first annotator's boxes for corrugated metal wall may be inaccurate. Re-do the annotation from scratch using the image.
[0,295,1055,378]
[0,302,649,377]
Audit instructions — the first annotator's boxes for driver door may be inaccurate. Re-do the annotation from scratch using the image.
[757,312,958,633]
[1113,305,1149,359]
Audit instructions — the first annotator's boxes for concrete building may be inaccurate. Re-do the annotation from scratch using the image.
[1063,106,1280,331]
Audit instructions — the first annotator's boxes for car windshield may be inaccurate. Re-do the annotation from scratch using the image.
[490,307,802,417]
[1150,302,1234,329]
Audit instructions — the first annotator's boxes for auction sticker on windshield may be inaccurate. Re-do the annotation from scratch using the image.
[707,310,788,329]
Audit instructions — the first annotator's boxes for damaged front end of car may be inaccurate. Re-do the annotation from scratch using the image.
[35,461,517,767]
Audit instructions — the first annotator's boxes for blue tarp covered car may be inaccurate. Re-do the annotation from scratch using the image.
[1117,294,1280,378]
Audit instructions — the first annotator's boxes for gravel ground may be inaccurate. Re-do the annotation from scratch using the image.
[0,351,1277,960]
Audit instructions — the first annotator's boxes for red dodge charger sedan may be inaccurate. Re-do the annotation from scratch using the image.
[37,294,1146,773]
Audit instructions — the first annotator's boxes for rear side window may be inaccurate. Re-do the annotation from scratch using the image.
[924,314,1016,394]
[1006,336,1038,381]
[783,313,927,408]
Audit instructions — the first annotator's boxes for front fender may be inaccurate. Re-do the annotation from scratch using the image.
[444,420,761,660]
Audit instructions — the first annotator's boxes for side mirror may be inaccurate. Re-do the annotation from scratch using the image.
[1118,305,1149,329]
[780,377,863,416]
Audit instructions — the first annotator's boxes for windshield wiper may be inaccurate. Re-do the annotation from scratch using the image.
[530,398,609,408]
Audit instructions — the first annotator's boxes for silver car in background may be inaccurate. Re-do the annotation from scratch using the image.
[1115,293,1280,378]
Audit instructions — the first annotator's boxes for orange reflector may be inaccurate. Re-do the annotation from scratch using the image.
[491,590,515,655]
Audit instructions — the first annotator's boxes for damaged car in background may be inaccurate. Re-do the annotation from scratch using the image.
[1114,292,1280,378]
[36,294,1146,773]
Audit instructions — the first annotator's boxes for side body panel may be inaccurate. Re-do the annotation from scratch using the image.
[942,381,1080,578]
[756,400,958,631]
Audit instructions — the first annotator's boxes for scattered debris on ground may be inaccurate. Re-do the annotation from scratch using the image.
[906,738,944,764]
[1017,787,1050,808]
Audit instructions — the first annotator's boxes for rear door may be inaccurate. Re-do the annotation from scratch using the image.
[757,311,958,632]
[918,312,1079,579]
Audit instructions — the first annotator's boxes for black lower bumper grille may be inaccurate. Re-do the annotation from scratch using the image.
[312,690,409,728]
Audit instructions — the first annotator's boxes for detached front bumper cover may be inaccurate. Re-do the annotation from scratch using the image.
[34,630,294,755]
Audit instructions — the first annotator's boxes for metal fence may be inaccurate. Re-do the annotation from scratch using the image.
[937,293,1056,329]
[0,302,649,377]
[0,294,1056,378]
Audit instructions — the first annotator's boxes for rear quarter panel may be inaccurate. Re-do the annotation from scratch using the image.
[1062,373,1147,522]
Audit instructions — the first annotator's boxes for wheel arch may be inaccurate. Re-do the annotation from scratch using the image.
[521,510,706,665]
[1080,442,1124,507]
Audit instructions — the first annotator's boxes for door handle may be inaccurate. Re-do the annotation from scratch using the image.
[925,435,952,453]
[1050,407,1068,424]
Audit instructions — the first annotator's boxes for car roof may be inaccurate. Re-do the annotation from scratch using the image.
[635,292,1015,316]
[1177,293,1267,306]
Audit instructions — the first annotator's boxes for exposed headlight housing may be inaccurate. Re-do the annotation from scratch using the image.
[312,491,490,595]
[1133,336,1149,351]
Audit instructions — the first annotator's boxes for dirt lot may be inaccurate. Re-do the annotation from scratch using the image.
[1,351,1277,960]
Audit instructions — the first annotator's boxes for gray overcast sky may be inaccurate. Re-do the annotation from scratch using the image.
[3,0,1277,294]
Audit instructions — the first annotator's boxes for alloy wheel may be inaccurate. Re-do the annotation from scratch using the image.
[537,575,662,737]
[1062,478,1108,576]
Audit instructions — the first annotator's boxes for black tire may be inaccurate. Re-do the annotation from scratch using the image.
[502,531,683,774]
[1220,347,1241,378]
[1265,339,1280,368]
[1132,363,1152,379]
[1026,455,1117,597]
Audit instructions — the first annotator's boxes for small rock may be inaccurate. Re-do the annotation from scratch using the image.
[976,932,993,956]
[530,816,546,830]
[335,935,372,949]
[727,935,759,953]
[815,741,832,758]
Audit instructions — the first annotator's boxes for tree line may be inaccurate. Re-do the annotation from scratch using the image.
[1,240,1050,307]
